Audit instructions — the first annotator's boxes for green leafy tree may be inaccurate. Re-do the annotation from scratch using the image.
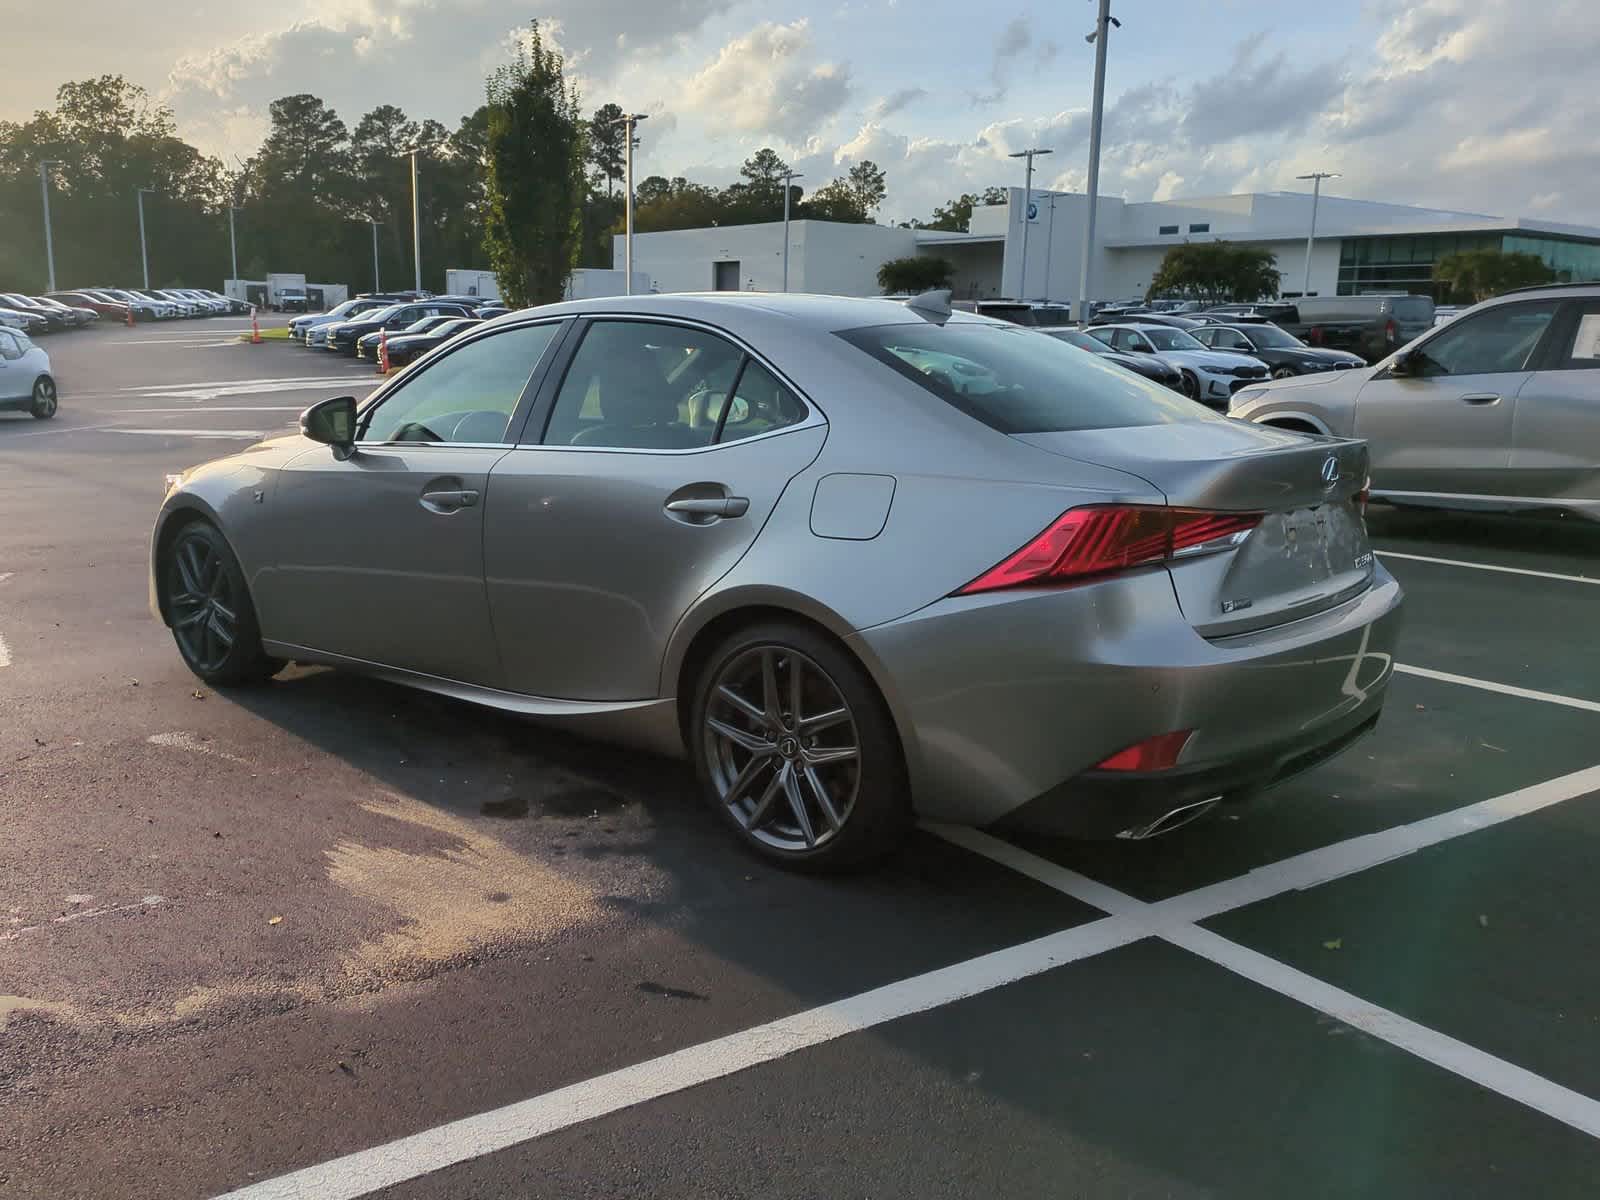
[924,192,980,232]
[588,103,626,198]
[1146,242,1281,305]
[877,255,953,293]
[740,147,790,191]
[1434,248,1557,303]
[482,22,586,307]
[845,160,887,218]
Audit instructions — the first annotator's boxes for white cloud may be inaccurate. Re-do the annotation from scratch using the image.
[680,20,852,146]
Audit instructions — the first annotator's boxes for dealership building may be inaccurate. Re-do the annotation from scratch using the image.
[615,188,1600,309]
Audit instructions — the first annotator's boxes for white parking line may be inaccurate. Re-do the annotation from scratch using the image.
[213,762,1600,1200]
[123,407,307,414]
[1378,550,1599,586]
[115,429,269,440]
[0,632,10,668]
[1396,664,1600,715]
[936,821,1600,1142]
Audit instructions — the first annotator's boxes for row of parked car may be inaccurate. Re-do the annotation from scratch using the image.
[287,292,509,367]
[0,286,250,334]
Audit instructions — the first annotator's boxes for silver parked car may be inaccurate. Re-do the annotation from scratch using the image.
[1232,283,1600,522]
[1087,323,1270,408]
[0,328,57,418]
[151,293,1402,867]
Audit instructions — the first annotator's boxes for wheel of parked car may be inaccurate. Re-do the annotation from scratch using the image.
[1271,366,1297,380]
[1179,369,1199,399]
[162,521,283,687]
[29,376,57,419]
[690,621,910,871]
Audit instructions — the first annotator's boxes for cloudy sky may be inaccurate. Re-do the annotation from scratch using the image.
[4,0,1596,226]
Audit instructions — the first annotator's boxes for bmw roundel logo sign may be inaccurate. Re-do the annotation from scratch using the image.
[1026,202,1039,221]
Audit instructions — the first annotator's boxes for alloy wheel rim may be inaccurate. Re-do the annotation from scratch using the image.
[1272,366,1296,379]
[1181,372,1198,398]
[704,646,860,852]
[168,535,239,673]
[34,380,56,416]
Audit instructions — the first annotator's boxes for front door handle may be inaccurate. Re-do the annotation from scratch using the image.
[665,496,750,519]
[419,488,480,512]
[1459,393,1501,405]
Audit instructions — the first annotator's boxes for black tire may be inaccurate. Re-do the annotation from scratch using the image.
[29,376,58,420]
[162,520,283,687]
[1271,365,1297,380]
[689,621,911,872]
[1179,369,1199,400]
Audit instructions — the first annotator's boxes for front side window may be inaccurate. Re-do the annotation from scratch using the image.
[360,322,560,444]
[838,321,1216,434]
[1210,329,1252,351]
[1140,327,1206,352]
[1407,302,1559,377]
[544,321,747,449]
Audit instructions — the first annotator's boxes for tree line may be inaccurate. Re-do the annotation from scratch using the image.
[4,21,1003,304]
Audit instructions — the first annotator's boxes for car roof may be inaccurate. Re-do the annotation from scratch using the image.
[506,291,1001,335]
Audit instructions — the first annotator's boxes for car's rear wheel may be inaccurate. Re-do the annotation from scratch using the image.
[691,622,910,871]
[29,376,57,419]
[1271,365,1297,380]
[163,521,283,687]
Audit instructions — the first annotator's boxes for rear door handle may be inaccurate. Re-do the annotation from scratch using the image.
[1459,393,1501,405]
[420,488,480,512]
[665,496,749,518]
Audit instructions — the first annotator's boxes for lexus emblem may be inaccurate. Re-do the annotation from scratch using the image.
[1320,456,1341,487]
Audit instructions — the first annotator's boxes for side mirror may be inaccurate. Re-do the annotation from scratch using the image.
[1388,350,1414,377]
[301,395,358,460]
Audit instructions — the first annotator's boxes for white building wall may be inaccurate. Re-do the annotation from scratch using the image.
[614,220,914,296]
[1099,237,1342,301]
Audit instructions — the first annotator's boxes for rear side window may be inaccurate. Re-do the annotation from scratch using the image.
[838,322,1218,434]
[1391,296,1435,323]
[0,331,20,360]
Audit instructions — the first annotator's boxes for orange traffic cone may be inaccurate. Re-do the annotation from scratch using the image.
[377,328,389,375]
[250,308,262,345]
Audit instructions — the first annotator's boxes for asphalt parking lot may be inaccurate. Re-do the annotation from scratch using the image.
[4,317,1600,1199]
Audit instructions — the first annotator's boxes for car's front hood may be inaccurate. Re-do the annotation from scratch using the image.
[1156,349,1263,370]
[1275,347,1366,367]
[1239,364,1375,395]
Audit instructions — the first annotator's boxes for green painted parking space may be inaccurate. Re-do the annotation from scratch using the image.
[1205,790,1600,1101]
[1000,671,1600,903]
[374,940,1600,1200]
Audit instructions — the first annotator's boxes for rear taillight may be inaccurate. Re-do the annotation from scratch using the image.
[956,505,1263,595]
[1355,475,1371,516]
[1095,730,1194,772]
[1384,318,1398,343]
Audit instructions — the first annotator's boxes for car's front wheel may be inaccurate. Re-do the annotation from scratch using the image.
[162,520,283,687]
[1179,369,1199,399]
[691,622,910,871]
[29,376,57,419]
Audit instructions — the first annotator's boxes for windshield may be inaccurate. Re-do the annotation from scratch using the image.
[362,305,402,323]
[1243,325,1305,349]
[1140,327,1206,351]
[838,321,1216,434]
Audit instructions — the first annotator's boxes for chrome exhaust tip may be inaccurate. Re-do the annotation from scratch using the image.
[1116,796,1222,841]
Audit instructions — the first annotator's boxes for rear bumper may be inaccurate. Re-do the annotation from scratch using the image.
[851,564,1403,830]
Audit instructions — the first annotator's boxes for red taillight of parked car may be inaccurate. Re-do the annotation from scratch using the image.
[956,505,1263,595]
[1384,318,1398,343]
[1095,729,1195,772]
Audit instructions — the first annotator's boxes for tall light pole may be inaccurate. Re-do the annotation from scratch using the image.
[1008,148,1051,300]
[1077,0,1119,322]
[370,219,382,292]
[136,187,155,289]
[610,113,649,294]
[1296,171,1339,297]
[780,169,804,292]
[227,205,240,282]
[405,148,422,293]
[38,161,59,293]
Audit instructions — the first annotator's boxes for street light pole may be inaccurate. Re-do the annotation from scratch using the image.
[1296,171,1339,297]
[780,170,804,292]
[38,161,59,293]
[1008,148,1051,301]
[407,149,422,293]
[1076,0,1118,322]
[136,188,155,289]
[227,206,239,283]
[610,113,649,295]
[370,219,381,292]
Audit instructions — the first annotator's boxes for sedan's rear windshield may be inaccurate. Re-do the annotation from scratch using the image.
[838,321,1218,434]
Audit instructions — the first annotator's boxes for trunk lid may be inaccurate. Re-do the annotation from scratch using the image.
[1013,421,1374,637]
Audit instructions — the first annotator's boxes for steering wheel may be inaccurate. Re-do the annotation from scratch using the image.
[391,421,443,443]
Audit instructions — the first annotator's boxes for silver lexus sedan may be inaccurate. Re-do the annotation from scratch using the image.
[151,292,1403,869]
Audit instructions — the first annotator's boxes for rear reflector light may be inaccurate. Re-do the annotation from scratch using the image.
[1355,475,1371,516]
[1096,730,1194,772]
[957,505,1263,595]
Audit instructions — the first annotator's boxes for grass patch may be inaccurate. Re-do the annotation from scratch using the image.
[239,327,293,341]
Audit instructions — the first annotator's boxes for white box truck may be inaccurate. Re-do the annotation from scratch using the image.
[445,269,501,301]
